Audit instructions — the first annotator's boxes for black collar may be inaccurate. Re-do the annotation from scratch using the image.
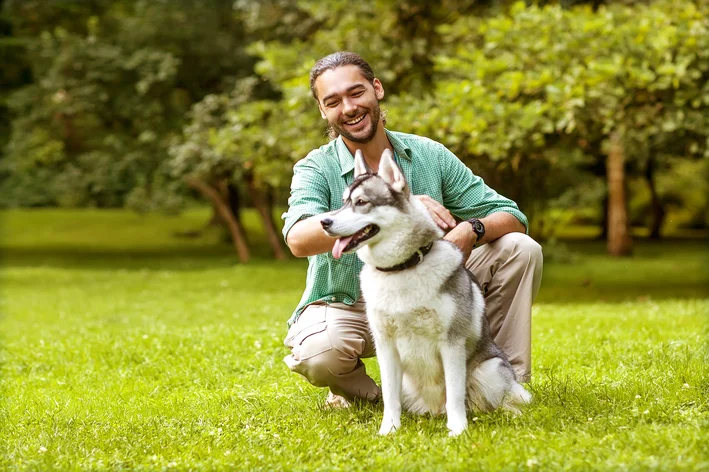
[376,243,434,272]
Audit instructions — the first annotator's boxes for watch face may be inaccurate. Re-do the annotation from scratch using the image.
[474,221,484,232]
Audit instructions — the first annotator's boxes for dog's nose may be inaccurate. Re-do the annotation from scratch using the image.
[321,218,333,229]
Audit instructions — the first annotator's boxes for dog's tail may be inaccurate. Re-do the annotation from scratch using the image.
[502,381,532,415]
[467,357,532,414]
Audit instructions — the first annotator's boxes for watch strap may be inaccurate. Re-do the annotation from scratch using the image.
[466,218,485,245]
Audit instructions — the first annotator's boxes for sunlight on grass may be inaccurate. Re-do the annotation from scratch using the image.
[1,209,707,470]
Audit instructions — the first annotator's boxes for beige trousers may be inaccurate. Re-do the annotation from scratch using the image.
[283,232,543,401]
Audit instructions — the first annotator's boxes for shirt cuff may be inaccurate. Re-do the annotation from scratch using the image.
[281,211,316,244]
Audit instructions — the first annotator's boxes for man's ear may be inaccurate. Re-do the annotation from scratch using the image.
[378,149,406,193]
[318,102,327,119]
[373,78,385,101]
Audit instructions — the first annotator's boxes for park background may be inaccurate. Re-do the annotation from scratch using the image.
[1,0,707,470]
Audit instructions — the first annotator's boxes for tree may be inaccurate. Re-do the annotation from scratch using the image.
[168,81,302,262]
[413,0,708,253]
[0,0,259,211]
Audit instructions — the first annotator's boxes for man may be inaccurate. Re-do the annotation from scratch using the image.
[281,51,542,407]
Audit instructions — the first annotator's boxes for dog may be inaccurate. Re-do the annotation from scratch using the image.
[320,149,531,436]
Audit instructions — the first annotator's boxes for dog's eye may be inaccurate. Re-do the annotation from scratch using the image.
[355,199,368,206]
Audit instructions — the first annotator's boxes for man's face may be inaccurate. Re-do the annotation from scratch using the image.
[314,65,385,144]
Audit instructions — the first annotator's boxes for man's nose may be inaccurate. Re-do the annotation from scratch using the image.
[342,98,357,115]
[321,218,333,229]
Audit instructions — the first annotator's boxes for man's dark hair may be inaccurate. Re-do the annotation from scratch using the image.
[309,51,375,101]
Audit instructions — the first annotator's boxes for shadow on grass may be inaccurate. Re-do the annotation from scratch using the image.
[0,244,307,271]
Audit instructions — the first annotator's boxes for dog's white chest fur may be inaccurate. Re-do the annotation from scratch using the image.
[360,244,461,414]
[360,247,458,339]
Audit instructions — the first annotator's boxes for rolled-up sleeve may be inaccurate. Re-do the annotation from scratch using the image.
[438,145,528,231]
[281,155,331,243]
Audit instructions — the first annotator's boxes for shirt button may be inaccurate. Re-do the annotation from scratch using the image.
[331,297,336,301]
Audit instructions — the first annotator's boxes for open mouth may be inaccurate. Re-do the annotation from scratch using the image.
[332,224,380,259]
[343,113,366,127]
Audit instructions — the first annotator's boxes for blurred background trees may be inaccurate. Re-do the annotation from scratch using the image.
[1,0,707,259]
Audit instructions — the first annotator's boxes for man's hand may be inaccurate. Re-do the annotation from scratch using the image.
[444,222,477,260]
[444,213,526,261]
[415,195,456,230]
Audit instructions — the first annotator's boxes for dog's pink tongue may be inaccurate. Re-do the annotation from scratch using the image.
[332,236,354,259]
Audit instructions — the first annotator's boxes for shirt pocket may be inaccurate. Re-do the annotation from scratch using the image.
[328,251,358,268]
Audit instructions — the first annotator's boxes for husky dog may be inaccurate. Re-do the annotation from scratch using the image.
[320,149,531,436]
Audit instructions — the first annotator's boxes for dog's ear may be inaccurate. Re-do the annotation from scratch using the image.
[378,149,407,194]
[354,149,369,178]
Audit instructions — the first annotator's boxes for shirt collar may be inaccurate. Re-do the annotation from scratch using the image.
[337,129,412,177]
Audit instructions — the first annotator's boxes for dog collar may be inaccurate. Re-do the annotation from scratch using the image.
[376,243,434,272]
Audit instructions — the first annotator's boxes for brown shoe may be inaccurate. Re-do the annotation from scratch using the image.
[324,391,352,409]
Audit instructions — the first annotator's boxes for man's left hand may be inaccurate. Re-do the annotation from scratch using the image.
[444,222,477,260]
[415,195,456,230]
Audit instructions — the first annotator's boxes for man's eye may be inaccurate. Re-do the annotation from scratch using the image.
[326,101,339,108]
[352,91,364,97]
[355,199,368,206]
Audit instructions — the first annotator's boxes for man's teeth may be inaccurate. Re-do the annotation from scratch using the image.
[345,114,365,125]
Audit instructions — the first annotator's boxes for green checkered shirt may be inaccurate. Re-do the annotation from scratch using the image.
[281,129,528,326]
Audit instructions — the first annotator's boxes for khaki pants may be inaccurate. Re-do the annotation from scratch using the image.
[283,232,543,401]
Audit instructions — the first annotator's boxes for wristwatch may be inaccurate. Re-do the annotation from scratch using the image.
[466,218,485,245]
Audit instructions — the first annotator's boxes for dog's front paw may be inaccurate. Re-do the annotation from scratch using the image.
[378,418,400,436]
[447,418,468,437]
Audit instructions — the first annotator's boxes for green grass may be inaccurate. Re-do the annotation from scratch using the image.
[1,209,708,471]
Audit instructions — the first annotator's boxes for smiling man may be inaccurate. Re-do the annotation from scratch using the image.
[281,51,543,407]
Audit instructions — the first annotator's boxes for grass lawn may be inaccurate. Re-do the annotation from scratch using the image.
[1,209,708,471]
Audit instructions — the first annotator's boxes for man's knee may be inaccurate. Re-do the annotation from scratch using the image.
[289,348,355,387]
[285,325,358,387]
[498,232,543,267]
[284,303,371,388]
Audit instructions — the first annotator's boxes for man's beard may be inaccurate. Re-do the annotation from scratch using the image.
[329,103,381,143]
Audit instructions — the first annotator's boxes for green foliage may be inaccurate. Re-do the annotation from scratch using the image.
[655,158,709,229]
[396,0,709,224]
[1,26,180,207]
[169,79,321,191]
[0,0,258,209]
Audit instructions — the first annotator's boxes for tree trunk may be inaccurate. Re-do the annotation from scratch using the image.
[55,110,83,154]
[645,156,665,240]
[187,177,250,263]
[598,194,609,240]
[245,176,286,260]
[606,133,632,256]
[205,182,228,227]
[227,183,242,223]
[206,204,224,227]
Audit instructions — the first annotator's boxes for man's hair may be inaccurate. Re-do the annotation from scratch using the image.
[309,51,375,101]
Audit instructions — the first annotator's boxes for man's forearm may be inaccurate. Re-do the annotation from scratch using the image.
[478,212,526,245]
[444,211,526,260]
[286,215,337,257]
